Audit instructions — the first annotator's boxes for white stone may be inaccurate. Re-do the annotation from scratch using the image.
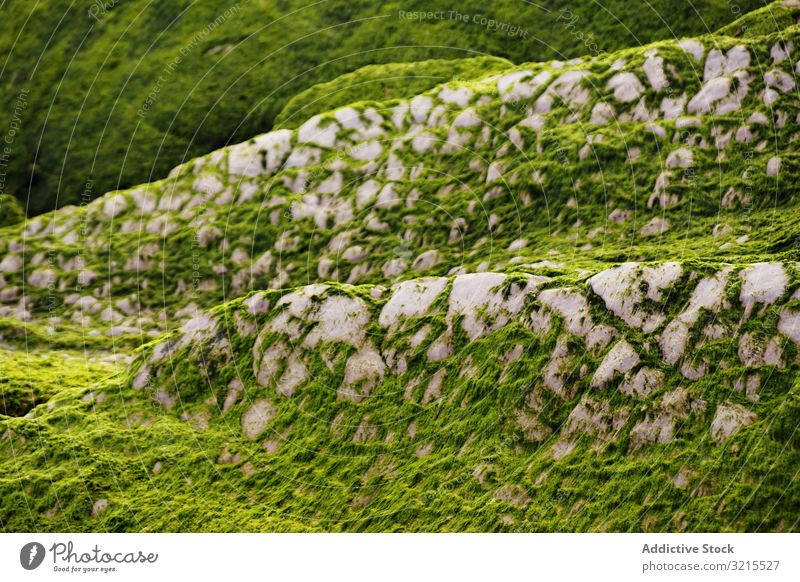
[382,258,407,279]
[350,140,383,161]
[643,54,669,91]
[228,129,292,176]
[379,277,448,328]
[255,342,289,386]
[542,336,574,397]
[131,188,157,213]
[242,399,277,439]
[771,40,793,63]
[412,132,437,153]
[275,353,307,397]
[333,107,363,131]
[422,369,447,404]
[244,292,270,315]
[704,46,750,81]
[740,263,787,315]
[606,72,644,103]
[688,77,730,114]
[0,255,21,273]
[355,179,380,208]
[538,288,614,350]
[222,379,242,413]
[590,102,615,124]
[28,269,56,288]
[591,340,640,388]
[284,146,321,169]
[620,367,663,397]
[767,157,781,176]
[304,295,370,348]
[660,94,686,119]
[710,403,755,443]
[438,86,472,107]
[409,95,433,124]
[132,365,150,390]
[192,175,224,196]
[102,194,128,220]
[448,273,543,340]
[679,269,731,325]
[589,262,681,333]
[317,172,343,195]
[499,70,551,102]
[497,70,532,97]
[778,310,800,344]
[660,320,690,366]
[765,69,796,92]
[640,217,669,236]
[277,284,329,316]
[180,312,217,342]
[452,108,481,128]
[486,161,504,183]
[91,499,109,518]
[340,347,385,401]
[666,148,693,168]
[549,70,590,105]
[678,39,704,61]
[412,250,440,271]
[376,183,400,208]
[297,115,339,148]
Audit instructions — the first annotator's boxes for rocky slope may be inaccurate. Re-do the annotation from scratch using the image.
[0,0,764,215]
[1,1,799,531]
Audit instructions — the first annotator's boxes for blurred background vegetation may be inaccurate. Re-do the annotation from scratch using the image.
[0,0,764,215]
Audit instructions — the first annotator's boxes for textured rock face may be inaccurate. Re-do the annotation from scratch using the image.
[1,1,800,533]
[135,259,796,458]
[0,14,798,343]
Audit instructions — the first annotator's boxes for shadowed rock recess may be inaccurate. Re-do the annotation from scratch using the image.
[1,2,800,532]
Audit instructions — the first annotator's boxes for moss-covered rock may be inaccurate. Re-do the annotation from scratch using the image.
[1,1,799,532]
[0,0,767,215]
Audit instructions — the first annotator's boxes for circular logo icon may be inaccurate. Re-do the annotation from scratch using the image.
[20,542,46,570]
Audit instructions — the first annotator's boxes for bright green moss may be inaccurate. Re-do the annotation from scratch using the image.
[0,0,767,215]
[1,1,799,533]
[0,195,24,228]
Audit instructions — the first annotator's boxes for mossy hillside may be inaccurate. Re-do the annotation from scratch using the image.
[1,3,800,532]
[0,1,767,215]
[719,0,800,37]
[2,261,798,531]
[274,57,514,129]
[0,348,120,418]
[2,11,800,352]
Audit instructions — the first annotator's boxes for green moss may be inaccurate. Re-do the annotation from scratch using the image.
[0,348,120,417]
[0,0,767,215]
[275,57,513,128]
[1,1,799,533]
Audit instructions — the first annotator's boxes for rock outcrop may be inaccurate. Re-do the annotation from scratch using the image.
[1,1,799,532]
